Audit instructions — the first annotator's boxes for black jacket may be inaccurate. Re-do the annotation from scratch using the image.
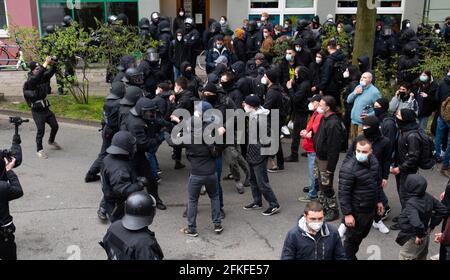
[233,37,248,63]
[245,59,269,78]
[378,113,399,145]
[296,48,313,68]
[246,107,271,166]
[313,113,343,172]
[339,154,382,215]
[223,84,244,109]
[0,170,23,226]
[318,49,346,93]
[158,31,172,61]
[280,58,300,90]
[102,220,164,260]
[173,16,185,35]
[434,75,450,115]
[231,61,252,98]
[121,114,156,154]
[153,91,172,119]
[396,174,448,246]
[138,60,164,95]
[415,80,439,118]
[245,31,262,60]
[288,67,311,115]
[174,89,194,114]
[308,60,323,89]
[101,154,143,207]
[23,66,57,109]
[263,84,283,111]
[396,122,421,174]
[281,216,346,260]
[170,38,191,69]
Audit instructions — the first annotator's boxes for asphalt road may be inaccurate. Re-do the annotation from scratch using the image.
[0,114,447,260]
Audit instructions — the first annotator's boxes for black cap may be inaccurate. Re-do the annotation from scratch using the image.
[308,94,321,103]
[362,115,380,127]
[203,82,218,94]
[265,67,279,84]
[400,108,416,122]
[106,131,136,155]
[29,61,39,71]
[244,95,261,108]
[375,98,389,111]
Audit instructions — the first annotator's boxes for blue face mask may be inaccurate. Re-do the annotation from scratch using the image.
[285,54,293,61]
[356,152,369,163]
[420,75,429,83]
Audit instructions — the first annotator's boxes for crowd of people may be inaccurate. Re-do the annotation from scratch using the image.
[1,11,450,260]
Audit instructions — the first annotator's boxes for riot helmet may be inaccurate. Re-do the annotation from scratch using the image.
[122,192,157,231]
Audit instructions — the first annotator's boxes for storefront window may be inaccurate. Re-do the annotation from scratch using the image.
[0,0,7,30]
[286,0,314,9]
[251,0,279,9]
[40,2,72,30]
[249,14,280,27]
[337,0,358,8]
[380,0,402,8]
[284,14,314,23]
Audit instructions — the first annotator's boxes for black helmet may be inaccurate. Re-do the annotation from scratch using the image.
[106,131,136,155]
[158,20,171,33]
[131,98,159,121]
[107,15,118,25]
[151,12,160,24]
[45,25,55,35]
[117,55,136,72]
[184,17,194,30]
[117,13,129,25]
[248,20,257,32]
[62,15,73,27]
[297,19,310,30]
[123,67,144,86]
[139,17,150,29]
[145,48,160,62]
[108,81,126,99]
[211,22,221,33]
[120,86,144,105]
[122,192,156,231]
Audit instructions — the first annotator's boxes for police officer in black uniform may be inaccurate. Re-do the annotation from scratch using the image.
[0,132,24,260]
[121,98,167,210]
[100,191,163,260]
[119,68,146,125]
[138,48,164,98]
[101,131,146,222]
[183,17,202,68]
[112,55,137,84]
[23,56,61,159]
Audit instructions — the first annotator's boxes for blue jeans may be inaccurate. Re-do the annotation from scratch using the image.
[249,158,279,208]
[435,116,450,166]
[187,174,221,231]
[173,66,181,81]
[418,116,429,132]
[307,152,318,198]
[216,157,224,209]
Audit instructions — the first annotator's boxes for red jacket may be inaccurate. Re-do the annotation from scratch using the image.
[302,111,323,153]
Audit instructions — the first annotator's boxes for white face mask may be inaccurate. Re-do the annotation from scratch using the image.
[308,221,323,232]
[337,27,343,33]
[308,103,315,111]
[244,105,253,113]
[220,20,226,25]
[284,24,289,29]
[315,57,322,64]
[261,16,266,22]
[261,77,268,85]
[435,29,441,34]
[263,32,269,38]
[343,70,350,79]
[406,23,411,28]
[179,12,184,17]
[177,35,183,41]
[295,46,301,52]
[317,107,325,114]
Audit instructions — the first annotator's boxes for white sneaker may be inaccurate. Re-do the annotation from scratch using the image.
[37,150,48,159]
[48,141,62,150]
[281,126,290,136]
[430,254,440,260]
[372,220,390,234]
[338,223,347,238]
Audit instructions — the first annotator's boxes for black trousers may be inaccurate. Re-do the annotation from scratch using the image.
[0,225,16,260]
[132,153,160,200]
[32,109,59,152]
[344,211,376,260]
[173,146,183,162]
[290,113,307,156]
[88,128,114,175]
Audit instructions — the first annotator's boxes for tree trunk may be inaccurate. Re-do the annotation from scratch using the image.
[352,0,378,68]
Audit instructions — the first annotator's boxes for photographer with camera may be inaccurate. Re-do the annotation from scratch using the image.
[23,56,62,159]
[0,119,25,260]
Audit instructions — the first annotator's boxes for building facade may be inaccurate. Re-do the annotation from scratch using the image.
[1,0,449,38]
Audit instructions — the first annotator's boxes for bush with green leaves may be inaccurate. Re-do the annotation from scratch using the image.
[411,35,450,82]
[271,36,295,64]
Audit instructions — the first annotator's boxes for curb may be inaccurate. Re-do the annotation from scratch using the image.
[0,108,101,128]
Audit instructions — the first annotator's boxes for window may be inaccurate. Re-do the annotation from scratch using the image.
[286,0,314,8]
[40,1,72,31]
[107,2,139,26]
[0,0,8,37]
[337,0,358,8]
[74,2,104,30]
[249,14,280,26]
[379,0,402,8]
[251,0,279,9]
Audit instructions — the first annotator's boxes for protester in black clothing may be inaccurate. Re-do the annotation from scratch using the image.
[180,62,203,99]
[23,56,61,159]
[339,137,384,260]
[415,70,439,131]
[309,51,326,95]
[279,46,301,91]
[285,66,311,162]
[293,38,313,67]
[231,61,252,98]
[233,28,248,63]
[397,42,420,84]
[101,192,163,260]
[220,72,243,108]
[173,7,186,34]
[373,97,398,145]
[436,181,450,260]
[157,21,174,82]
[184,17,202,68]
[246,53,269,78]
[245,21,262,61]
[170,30,191,81]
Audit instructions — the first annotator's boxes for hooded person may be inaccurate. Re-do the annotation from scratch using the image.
[373,97,398,145]
[357,55,371,75]
[170,30,191,80]
[231,61,252,98]
[180,61,203,99]
[157,20,174,82]
[173,7,186,34]
[396,174,448,260]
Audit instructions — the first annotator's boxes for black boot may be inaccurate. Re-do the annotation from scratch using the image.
[97,207,107,221]
[324,196,340,222]
[85,172,100,183]
[174,161,186,170]
[156,198,167,210]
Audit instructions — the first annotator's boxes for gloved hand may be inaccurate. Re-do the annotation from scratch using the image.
[136,177,148,190]
[12,134,21,145]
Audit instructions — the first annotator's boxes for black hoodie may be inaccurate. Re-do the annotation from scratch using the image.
[288,66,311,115]
[318,49,347,93]
[231,61,252,97]
[396,174,448,246]
[357,55,370,74]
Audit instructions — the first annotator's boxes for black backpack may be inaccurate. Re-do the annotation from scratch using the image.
[406,130,436,170]
[332,60,348,86]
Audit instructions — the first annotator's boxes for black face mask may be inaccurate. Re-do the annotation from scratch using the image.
[220,81,233,90]
[183,71,193,79]
[396,117,409,129]
[363,126,380,140]
[203,95,218,105]
[374,108,385,118]
[399,92,409,102]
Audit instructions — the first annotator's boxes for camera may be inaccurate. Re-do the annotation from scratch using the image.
[9,116,29,126]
